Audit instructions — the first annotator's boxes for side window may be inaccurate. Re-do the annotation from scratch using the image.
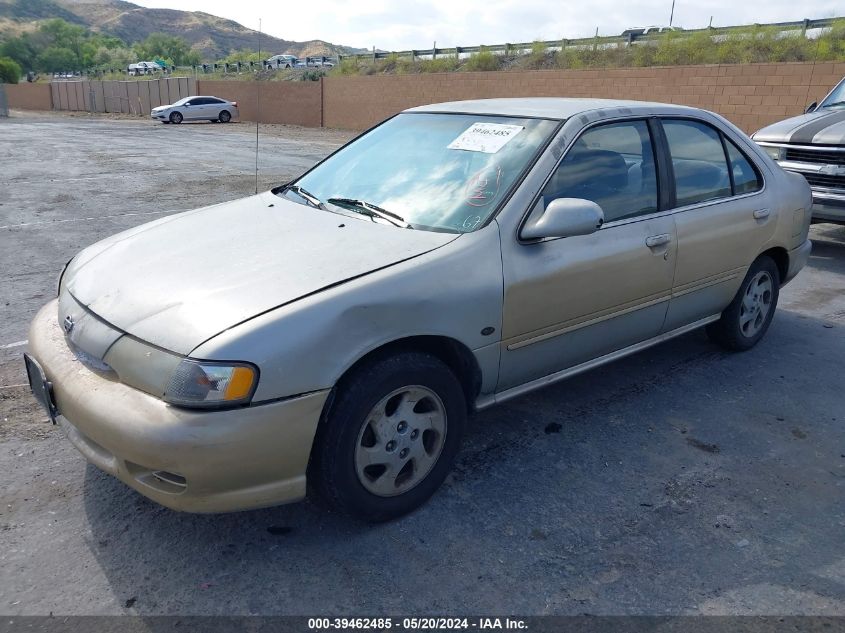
[541,120,658,223]
[725,138,763,195]
[662,119,731,206]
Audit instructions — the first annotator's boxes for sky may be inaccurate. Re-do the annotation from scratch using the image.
[131,0,844,51]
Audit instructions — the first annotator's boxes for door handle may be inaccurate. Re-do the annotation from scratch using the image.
[645,233,671,248]
[753,208,770,220]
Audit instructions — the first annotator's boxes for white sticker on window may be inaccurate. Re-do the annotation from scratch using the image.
[448,122,524,154]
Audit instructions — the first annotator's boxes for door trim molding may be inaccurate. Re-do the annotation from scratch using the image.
[506,293,671,351]
[671,266,745,298]
[476,314,720,410]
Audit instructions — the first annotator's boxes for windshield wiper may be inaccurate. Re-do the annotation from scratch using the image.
[327,198,410,228]
[281,184,325,209]
[822,100,845,108]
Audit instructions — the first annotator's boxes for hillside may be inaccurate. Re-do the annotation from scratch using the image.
[0,0,365,59]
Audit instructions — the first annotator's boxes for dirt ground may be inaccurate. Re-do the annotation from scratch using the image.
[1,111,844,616]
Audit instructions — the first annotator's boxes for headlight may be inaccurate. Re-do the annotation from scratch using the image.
[164,359,258,408]
[762,145,785,161]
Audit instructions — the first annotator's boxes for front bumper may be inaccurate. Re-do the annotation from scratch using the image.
[810,193,845,224]
[151,111,167,120]
[27,300,329,513]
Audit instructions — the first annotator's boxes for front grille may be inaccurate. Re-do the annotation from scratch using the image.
[801,172,845,190]
[784,147,845,166]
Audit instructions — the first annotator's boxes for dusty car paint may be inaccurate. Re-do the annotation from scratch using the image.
[26,98,812,513]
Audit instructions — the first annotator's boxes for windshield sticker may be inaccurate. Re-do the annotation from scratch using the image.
[465,165,502,207]
[462,215,483,230]
[448,123,524,154]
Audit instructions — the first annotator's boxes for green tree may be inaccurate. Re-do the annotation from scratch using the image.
[40,18,87,66]
[0,34,39,71]
[0,56,23,83]
[217,49,263,65]
[36,46,77,72]
[134,33,200,66]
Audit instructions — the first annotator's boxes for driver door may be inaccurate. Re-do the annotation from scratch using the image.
[498,119,678,392]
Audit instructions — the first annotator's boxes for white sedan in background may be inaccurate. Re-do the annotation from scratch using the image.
[151,96,239,124]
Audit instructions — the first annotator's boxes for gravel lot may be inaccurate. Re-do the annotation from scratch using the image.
[1,111,844,616]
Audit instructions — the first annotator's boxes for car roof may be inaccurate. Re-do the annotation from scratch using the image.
[405,97,700,120]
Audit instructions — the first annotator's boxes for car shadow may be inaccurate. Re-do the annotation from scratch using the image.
[78,223,845,615]
[80,299,845,614]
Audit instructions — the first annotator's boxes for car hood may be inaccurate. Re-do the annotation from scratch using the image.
[64,192,459,355]
[753,107,845,145]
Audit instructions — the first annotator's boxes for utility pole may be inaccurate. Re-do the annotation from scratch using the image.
[669,0,676,26]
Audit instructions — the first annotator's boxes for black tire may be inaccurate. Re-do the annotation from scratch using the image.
[706,255,780,351]
[169,111,182,124]
[311,352,467,521]
[218,110,231,123]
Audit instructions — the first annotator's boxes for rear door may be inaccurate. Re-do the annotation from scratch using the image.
[205,97,225,119]
[659,118,773,330]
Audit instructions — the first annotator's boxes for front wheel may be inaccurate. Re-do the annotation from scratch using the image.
[311,352,466,521]
[169,111,183,124]
[706,255,780,351]
[218,110,231,123]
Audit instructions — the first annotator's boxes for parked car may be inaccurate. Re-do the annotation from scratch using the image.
[128,61,162,76]
[622,26,682,40]
[150,96,239,124]
[25,98,812,520]
[265,54,298,69]
[753,76,845,225]
[306,56,335,68]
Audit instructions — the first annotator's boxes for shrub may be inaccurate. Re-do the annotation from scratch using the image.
[464,47,501,71]
[419,56,460,73]
[0,56,22,83]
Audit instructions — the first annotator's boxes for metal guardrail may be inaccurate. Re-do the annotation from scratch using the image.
[336,16,841,63]
[42,16,842,77]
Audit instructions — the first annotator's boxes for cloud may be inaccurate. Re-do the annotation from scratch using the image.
[133,0,844,51]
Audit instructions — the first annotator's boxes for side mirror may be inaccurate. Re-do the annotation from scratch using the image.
[805,102,817,114]
[521,198,604,240]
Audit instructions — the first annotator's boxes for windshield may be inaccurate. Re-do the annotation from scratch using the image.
[821,78,845,108]
[288,113,558,232]
[171,97,190,106]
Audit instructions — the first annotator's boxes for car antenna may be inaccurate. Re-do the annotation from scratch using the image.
[255,18,261,195]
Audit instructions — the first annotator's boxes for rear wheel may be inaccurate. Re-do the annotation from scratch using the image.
[706,255,780,351]
[311,352,466,521]
[169,111,182,124]
[218,110,231,123]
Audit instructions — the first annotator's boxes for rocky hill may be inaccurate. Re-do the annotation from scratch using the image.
[0,0,365,59]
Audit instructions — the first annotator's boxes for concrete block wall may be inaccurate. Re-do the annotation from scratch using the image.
[322,61,845,133]
[3,61,843,134]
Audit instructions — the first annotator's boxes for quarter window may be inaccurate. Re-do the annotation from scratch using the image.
[662,120,732,206]
[542,120,658,223]
[725,138,763,194]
